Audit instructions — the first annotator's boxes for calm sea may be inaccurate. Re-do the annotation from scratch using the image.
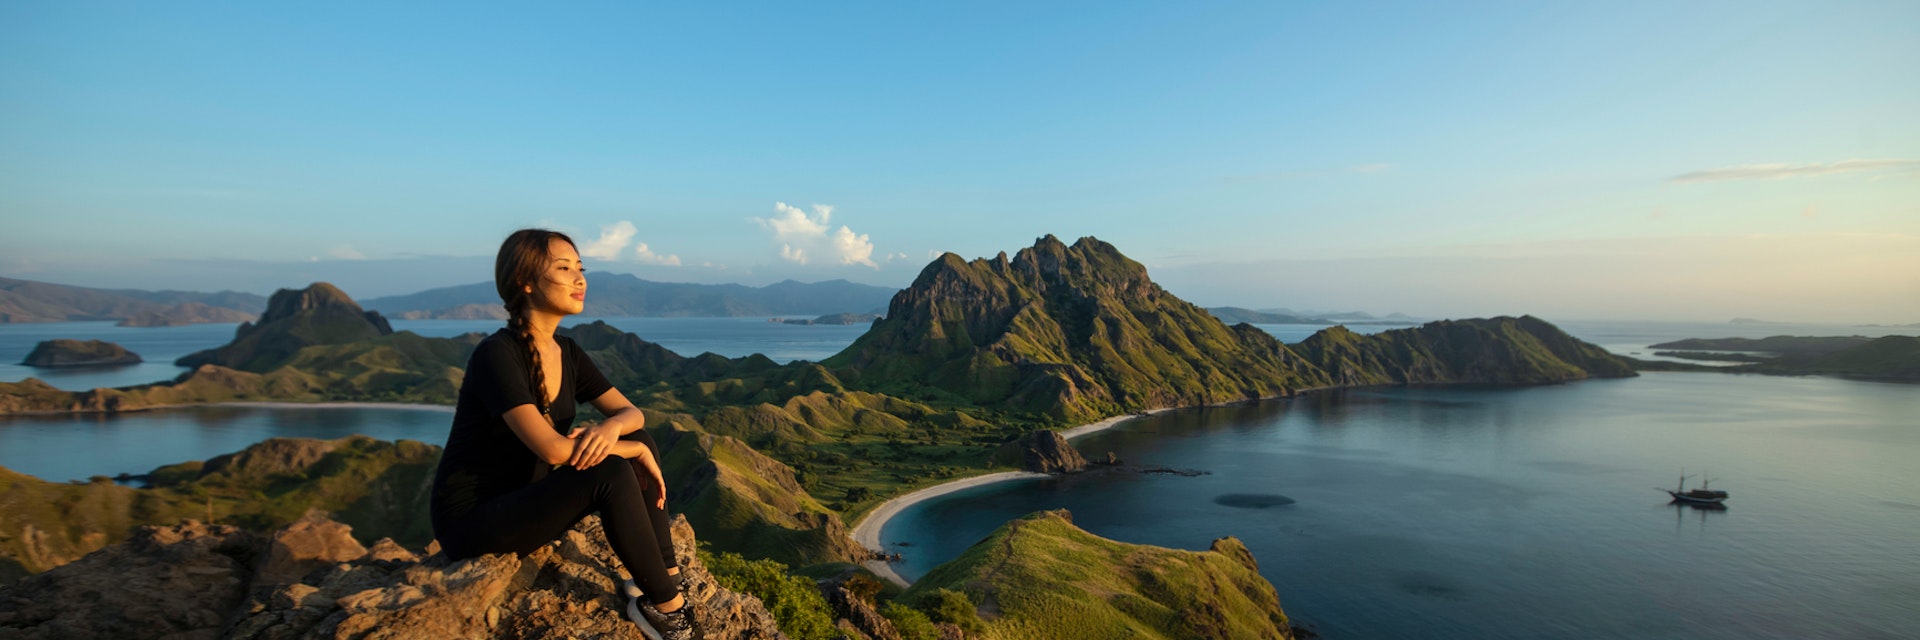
[2,316,1915,637]
[881,373,1920,639]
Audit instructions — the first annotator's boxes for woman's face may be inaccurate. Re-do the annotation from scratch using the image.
[526,238,587,317]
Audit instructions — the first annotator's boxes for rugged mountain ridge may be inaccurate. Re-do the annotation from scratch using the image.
[827,235,1631,421]
[828,236,1328,421]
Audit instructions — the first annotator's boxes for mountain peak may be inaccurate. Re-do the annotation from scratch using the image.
[259,283,369,325]
[831,236,1308,420]
[177,283,393,372]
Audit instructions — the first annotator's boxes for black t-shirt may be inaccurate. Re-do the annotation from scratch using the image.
[430,329,615,531]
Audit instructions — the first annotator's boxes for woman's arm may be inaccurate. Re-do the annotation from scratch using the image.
[502,405,577,466]
[573,388,648,465]
[577,388,666,508]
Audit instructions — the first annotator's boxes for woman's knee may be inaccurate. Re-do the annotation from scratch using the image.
[586,456,638,484]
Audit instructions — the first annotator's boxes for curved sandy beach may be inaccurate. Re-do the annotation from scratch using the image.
[850,408,1175,586]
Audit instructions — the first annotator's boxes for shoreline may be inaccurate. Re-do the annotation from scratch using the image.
[851,406,1184,587]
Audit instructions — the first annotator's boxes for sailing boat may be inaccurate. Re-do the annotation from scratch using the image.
[1662,470,1729,504]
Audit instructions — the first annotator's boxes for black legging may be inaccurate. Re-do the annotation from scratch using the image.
[437,430,679,605]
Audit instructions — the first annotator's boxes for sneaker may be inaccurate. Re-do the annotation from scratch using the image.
[621,572,689,600]
[626,598,701,640]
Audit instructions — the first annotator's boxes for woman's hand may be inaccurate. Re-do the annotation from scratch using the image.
[638,453,668,510]
[567,421,621,469]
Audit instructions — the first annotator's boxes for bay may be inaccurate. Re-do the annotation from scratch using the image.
[878,372,1920,639]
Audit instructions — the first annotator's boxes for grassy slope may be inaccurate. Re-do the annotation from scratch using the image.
[903,510,1292,640]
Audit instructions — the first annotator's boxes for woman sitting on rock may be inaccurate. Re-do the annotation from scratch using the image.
[430,228,698,640]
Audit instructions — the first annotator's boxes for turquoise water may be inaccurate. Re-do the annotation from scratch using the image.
[878,373,1920,639]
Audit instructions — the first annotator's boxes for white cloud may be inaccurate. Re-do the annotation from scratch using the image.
[1671,159,1920,184]
[753,202,881,269]
[581,221,638,260]
[634,243,681,266]
[885,252,910,263]
[754,203,832,240]
[832,227,876,267]
[328,245,366,260]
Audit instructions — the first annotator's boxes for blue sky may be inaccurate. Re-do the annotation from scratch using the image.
[2,1,1915,322]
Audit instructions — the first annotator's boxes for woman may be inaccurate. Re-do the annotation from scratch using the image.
[430,229,699,640]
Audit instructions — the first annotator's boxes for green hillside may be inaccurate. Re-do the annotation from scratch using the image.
[903,510,1293,640]
[1295,315,1637,386]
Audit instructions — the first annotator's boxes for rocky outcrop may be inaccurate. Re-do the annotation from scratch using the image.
[116,302,258,327]
[19,339,141,367]
[0,520,265,639]
[256,513,370,585]
[1002,429,1087,474]
[821,583,902,640]
[0,514,785,640]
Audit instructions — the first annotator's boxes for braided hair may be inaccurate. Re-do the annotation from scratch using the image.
[494,228,578,416]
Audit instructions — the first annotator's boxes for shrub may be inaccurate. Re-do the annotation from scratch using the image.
[881,602,939,640]
[699,549,837,640]
[921,588,987,636]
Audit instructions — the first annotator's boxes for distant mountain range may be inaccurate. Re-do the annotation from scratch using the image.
[1205,307,1333,324]
[1255,307,1422,323]
[360,273,898,318]
[0,277,265,325]
[0,274,897,324]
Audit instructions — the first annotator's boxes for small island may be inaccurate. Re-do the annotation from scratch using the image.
[774,312,882,325]
[21,339,143,367]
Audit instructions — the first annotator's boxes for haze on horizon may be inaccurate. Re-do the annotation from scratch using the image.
[2,2,1915,325]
